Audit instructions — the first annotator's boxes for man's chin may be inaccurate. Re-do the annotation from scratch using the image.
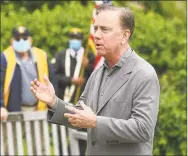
[96,50,104,56]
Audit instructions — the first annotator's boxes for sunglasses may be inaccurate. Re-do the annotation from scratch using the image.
[14,34,29,41]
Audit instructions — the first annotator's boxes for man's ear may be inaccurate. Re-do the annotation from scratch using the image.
[121,29,130,45]
[124,29,131,39]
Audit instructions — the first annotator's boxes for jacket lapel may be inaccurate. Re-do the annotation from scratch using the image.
[96,52,137,114]
[91,66,104,113]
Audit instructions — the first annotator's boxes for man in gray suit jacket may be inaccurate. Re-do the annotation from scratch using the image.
[30,3,160,155]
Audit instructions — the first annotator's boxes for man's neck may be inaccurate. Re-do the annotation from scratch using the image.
[106,45,130,68]
[18,52,29,61]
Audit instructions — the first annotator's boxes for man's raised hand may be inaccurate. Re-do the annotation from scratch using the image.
[30,75,56,107]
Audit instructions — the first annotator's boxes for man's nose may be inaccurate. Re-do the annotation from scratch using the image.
[94,29,101,40]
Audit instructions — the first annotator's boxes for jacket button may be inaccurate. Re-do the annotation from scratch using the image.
[92,141,96,146]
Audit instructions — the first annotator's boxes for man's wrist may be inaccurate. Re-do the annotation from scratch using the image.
[50,96,57,108]
[92,115,97,128]
[1,107,7,110]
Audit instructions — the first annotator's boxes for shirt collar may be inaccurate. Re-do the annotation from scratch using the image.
[103,47,132,69]
[69,47,84,59]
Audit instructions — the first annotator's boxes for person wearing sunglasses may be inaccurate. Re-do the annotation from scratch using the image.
[0,26,56,121]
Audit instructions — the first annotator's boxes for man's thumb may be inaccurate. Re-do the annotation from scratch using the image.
[44,75,50,85]
[80,101,87,110]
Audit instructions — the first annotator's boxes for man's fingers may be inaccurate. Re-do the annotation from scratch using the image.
[64,113,75,118]
[68,118,77,124]
[31,80,39,90]
[30,86,35,92]
[1,112,8,121]
[65,105,78,113]
[30,86,36,96]
[30,81,35,87]
[2,115,8,121]
[71,123,79,127]
[44,75,51,85]
[33,78,40,86]
[32,84,38,90]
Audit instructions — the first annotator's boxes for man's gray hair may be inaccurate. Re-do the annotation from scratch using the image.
[96,3,135,38]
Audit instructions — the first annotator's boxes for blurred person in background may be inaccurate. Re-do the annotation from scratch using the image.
[0,25,55,120]
[51,27,95,155]
[52,28,95,104]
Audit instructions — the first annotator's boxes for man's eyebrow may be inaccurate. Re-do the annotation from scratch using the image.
[100,26,109,29]
[93,25,109,29]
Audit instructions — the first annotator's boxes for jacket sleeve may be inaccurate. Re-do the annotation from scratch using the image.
[47,97,79,129]
[95,72,160,144]
[0,53,7,108]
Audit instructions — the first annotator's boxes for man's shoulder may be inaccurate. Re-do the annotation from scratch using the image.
[32,47,47,54]
[0,52,7,67]
[132,52,157,79]
[90,65,103,76]
[56,49,66,57]
[1,46,14,66]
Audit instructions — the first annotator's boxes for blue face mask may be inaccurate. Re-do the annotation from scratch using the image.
[69,39,82,51]
[12,39,31,53]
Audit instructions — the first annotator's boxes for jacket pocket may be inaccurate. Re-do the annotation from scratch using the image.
[107,100,131,119]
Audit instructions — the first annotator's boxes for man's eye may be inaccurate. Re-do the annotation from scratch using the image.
[102,28,109,32]
[94,28,97,32]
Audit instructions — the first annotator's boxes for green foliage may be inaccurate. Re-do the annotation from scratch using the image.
[127,3,186,155]
[1,1,93,58]
[139,1,186,20]
[0,1,186,155]
[154,73,186,155]
[130,7,186,74]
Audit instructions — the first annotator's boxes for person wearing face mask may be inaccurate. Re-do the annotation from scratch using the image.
[0,26,56,121]
[51,27,95,155]
[53,27,95,104]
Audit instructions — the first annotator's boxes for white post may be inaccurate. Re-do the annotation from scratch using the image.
[68,128,80,155]
[16,121,24,155]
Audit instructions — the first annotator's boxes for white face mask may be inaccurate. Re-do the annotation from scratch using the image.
[12,39,31,53]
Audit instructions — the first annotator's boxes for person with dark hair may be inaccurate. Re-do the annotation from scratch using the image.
[30,4,160,155]
[0,25,55,120]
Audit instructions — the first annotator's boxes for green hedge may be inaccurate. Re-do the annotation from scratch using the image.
[130,5,186,155]
[1,1,93,58]
[1,1,186,155]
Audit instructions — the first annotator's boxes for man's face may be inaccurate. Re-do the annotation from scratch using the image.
[11,34,32,53]
[94,10,124,58]
[69,36,82,51]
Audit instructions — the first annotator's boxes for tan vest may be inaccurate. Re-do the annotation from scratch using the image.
[3,46,49,110]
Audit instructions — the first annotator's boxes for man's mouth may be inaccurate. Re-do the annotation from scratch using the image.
[96,44,103,48]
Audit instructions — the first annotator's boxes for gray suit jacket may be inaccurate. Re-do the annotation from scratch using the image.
[48,49,160,155]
